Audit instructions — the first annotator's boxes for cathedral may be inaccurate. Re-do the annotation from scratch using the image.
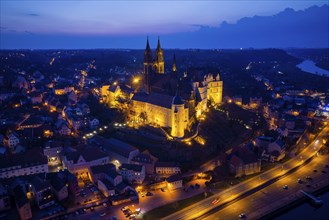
[104,37,223,138]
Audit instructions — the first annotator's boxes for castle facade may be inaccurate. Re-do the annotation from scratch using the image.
[104,37,223,138]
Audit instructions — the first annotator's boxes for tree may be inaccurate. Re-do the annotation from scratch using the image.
[139,111,148,123]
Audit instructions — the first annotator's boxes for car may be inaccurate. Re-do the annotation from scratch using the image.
[283,185,288,190]
[306,176,313,180]
[146,191,153,196]
[239,213,246,218]
[322,170,327,174]
[212,197,220,205]
[99,213,106,217]
[313,169,318,173]
[90,207,94,211]
[123,209,131,214]
[141,193,145,197]
[121,206,129,211]
[297,179,303,184]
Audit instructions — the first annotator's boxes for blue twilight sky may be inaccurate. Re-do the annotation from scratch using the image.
[0,0,328,49]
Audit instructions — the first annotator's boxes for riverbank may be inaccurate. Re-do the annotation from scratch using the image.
[296,59,329,77]
[262,185,329,220]
[257,175,329,220]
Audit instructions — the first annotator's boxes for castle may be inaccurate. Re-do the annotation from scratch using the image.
[103,37,223,138]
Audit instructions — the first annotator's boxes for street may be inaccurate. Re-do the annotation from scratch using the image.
[162,125,329,220]
[201,153,329,219]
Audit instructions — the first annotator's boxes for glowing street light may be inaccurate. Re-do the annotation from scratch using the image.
[133,77,140,84]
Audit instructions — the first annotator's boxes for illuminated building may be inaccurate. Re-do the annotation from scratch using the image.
[105,37,223,138]
[119,163,145,184]
[155,162,181,177]
[172,54,177,72]
[13,185,32,220]
[61,147,109,180]
[166,174,183,190]
[0,150,48,179]
[154,36,165,74]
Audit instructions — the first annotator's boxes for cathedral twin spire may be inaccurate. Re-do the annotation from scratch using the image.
[144,36,153,64]
[143,36,164,74]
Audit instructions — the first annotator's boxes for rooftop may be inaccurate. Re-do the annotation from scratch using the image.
[155,161,180,168]
[65,146,108,163]
[120,163,143,172]
[0,149,47,170]
[104,138,138,158]
[132,92,174,109]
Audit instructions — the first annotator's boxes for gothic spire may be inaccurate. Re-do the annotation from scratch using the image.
[144,36,153,64]
[172,53,177,72]
[146,35,151,51]
[157,36,161,50]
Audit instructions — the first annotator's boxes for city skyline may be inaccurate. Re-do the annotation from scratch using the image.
[1,0,328,49]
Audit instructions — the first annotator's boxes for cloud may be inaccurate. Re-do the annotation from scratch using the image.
[24,31,34,35]
[27,13,40,17]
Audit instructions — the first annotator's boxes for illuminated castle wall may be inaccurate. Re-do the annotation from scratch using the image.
[103,37,223,138]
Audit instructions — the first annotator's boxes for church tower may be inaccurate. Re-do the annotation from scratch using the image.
[154,36,165,74]
[144,36,153,93]
[172,53,177,72]
[171,93,185,138]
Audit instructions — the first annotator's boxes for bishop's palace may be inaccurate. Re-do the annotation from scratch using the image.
[102,37,223,138]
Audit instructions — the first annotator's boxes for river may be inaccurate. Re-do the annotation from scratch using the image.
[296,60,329,77]
[275,190,329,220]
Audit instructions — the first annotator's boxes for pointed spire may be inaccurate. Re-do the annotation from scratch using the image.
[146,35,151,50]
[172,53,177,72]
[144,36,153,64]
[157,36,161,49]
[173,85,184,105]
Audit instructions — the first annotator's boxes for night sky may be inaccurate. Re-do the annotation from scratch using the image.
[1,0,328,49]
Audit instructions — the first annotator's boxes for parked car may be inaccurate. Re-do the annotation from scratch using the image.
[121,206,128,211]
[146,191,153,196]
[306,176,312,180]
[283,185,288,190]
[239,213,246,219]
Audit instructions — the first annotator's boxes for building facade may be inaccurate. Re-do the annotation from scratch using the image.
[119,163,145,184]
[102,37,223,138]
[155,162,181,177]
[0,150,48,179]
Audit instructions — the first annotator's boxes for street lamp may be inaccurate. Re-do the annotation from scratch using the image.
[133,77,140,84]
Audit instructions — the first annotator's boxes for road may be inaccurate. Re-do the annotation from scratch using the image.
[162,125,329,220]
[68,179,207,220]
[201,154,329,220]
